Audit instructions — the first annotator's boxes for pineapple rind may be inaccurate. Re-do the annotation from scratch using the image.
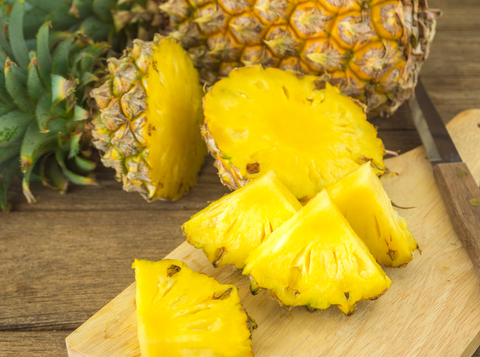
[202,66,386,201]
[326,163,418,267]
[243,190,392,315]
[91,36,207,201]
[133,259,255,357]
[183,171,302,269]
[161,0,440,116]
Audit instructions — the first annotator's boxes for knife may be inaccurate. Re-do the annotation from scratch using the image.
[409,79,480,283]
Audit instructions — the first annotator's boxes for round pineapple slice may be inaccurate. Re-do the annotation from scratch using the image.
[91,36,207,201]
[133,259,256,356]
[202,65,386,202]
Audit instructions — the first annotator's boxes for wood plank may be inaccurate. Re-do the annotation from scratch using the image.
[0,331,71,357]
[0,210,192,330]
[66,110,480,357]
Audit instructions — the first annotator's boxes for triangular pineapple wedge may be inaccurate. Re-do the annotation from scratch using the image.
[243,191,391,315]
[326,163,418,267]
[182,171,302,269]
[133,259,256,357]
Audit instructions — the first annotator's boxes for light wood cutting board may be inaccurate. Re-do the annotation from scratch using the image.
[66,109,480,357]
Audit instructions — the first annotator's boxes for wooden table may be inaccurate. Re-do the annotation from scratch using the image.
[1,1,479,355]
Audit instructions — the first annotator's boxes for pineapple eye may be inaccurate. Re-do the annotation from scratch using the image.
[167,265,182,277]
[214,288,233,300]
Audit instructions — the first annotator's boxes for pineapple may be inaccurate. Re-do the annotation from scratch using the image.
[160,0,439,116]
[0,1,108,211]
[90,35,207,201]
[326,162,418,266]
[202,65,386,202]
[183,171,302,269]
[133,259,256,356]
[243,190,391,315]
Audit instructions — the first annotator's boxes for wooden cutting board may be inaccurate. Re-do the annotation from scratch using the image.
[66,109,480,357]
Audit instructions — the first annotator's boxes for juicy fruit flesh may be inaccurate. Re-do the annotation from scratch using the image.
[203,66,386,201]
[326,163,418,266]
[183,171,302,269]
[147,39,207,199]
[161,0,438,115]
[133,259,254,357]
[243,190,391,315]
[91,37,207,201]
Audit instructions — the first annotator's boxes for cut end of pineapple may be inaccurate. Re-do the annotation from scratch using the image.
[91,36,207,202]
[133,259,255,356]
[327,163,418,267]
[183,171,302,269]
[203,65,386,201]
[243,190,391,315]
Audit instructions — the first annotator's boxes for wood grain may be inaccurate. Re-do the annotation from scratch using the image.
[0,210,191,330]
[433,162,480,283]
[0,331,71,357]
[66,110,480,357]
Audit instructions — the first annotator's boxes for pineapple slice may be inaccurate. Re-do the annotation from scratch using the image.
[183,171,302,269]
[133,259,256,357]
[326,163,418,267]
[243,191,391,315]
[202,66,386,202]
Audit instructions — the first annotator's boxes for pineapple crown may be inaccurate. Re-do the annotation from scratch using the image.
[0,0,109,211]
[0,0,166,52]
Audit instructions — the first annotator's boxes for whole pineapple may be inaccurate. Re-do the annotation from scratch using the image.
[160,0,439,116]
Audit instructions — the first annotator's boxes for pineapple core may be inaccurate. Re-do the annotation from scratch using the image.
[133,259,255,357]
[202,65,386,202]
[243,190,391,315]
[326,163,418,267]
[183,171,302,269]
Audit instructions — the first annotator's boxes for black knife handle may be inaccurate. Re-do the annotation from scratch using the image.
[433,162,480,282]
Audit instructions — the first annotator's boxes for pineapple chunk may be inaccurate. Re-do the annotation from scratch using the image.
[326,163,418,267]
[183,171,302,269]
[243,191,391,315]
[133,259,256,357]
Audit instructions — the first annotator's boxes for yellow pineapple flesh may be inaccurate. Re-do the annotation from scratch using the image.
[183,171,302,269]
[160,0,439,116]
[202,65,386,202]
[326,163,418,267]
[133,259,256,356]
[243,190,391,315]
[91,36,207,201]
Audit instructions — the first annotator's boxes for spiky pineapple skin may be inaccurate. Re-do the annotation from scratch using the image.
[161,0,439,116]
[91,35,207,201]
